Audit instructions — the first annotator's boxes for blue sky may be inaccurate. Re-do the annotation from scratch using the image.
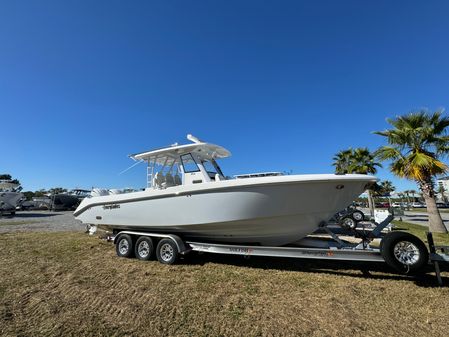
[1,1,449,192]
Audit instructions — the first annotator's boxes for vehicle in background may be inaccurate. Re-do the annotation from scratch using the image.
[411,202,425,208]
[391,202,408,208]
[375,202,390,208]
[331,206,366,229]
[32,197,53,210]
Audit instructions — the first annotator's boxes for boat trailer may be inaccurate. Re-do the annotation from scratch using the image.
[105,214,448,284]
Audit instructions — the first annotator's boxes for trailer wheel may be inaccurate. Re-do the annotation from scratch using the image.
[351,210,364,222]
[380,231,428,274]
[135,236,154,261]
[115,234,134,258]
[156,239,179,265]
[340,216,357,229]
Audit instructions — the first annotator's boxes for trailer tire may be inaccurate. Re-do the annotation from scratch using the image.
[351,210,364,222]
[156,239,179,265]
[340,216,357,229]
[135,236,154,261]
[380,231,428,274]
[115,234,134,258]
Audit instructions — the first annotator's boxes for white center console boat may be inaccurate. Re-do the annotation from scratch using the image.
[74,135,376,246]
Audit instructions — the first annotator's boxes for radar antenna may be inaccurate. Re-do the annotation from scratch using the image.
[187,134,203,144]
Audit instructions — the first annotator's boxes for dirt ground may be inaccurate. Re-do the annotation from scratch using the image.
[1,230,448,337]
[0,211,84,233]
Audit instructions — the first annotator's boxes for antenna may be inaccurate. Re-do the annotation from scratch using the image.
[187,134,202,144]
[119,160,144,175]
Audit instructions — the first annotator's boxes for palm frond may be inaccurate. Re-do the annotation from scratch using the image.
[404,151,448,180]
[375,109,449,182]
[374,146,402,161]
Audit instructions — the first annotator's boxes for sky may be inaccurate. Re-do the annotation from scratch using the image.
[1,1,449,192]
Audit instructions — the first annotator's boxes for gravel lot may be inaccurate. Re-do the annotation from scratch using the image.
[0,211,85,233]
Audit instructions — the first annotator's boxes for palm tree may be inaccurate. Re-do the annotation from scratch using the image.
[372,180,395,208]
[332,149,353,174]
[379,180,395,196]
[398,192,404,204]
[332,147,381,216]
[409,189,418,202]
[404,190,412,209]
[374,110,449,233]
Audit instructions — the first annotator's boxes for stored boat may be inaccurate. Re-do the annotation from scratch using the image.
[50,189,90,211]
[74,135,376,246]
[51,193,80,211]
[0,179,25,215]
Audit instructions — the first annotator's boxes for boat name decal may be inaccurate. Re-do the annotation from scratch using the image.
[300,251,330,257]
[103,204,121,210]
[229,247,253,254]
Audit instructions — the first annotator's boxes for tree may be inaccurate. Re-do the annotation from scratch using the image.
[23,191,35,200]
[34,189,48,197]
[374,110,449,233]
[377,180,395,197]
[332,149,353,174]
[409,189,418,202]
[332,147,381,216]
[0,174,19,185]
[372,180,395,208]
[49,187,67,195]
[403,190,412,209]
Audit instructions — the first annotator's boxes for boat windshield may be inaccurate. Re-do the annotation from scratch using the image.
[201,159,224,179]
[180,154,200,173]
[147,156,183,189]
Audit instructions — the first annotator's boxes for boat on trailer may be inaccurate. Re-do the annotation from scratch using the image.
[0,179,25,216]
[75,135,434,274]
[74,134,376,246]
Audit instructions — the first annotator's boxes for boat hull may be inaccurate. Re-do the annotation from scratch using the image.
[0,192,24,212]
[52,194,80,211]
[75,175,374,245]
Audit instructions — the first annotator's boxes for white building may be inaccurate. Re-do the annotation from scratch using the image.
[436,177,449,201]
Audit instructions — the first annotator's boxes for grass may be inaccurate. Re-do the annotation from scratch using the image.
[1,231,449,336]
[391,220,449,246]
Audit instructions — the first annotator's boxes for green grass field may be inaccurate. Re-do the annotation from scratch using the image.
[391,220,449,245]
[1,231,449,337]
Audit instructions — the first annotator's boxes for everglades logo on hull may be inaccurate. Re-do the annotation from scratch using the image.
[103,204,120,210]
